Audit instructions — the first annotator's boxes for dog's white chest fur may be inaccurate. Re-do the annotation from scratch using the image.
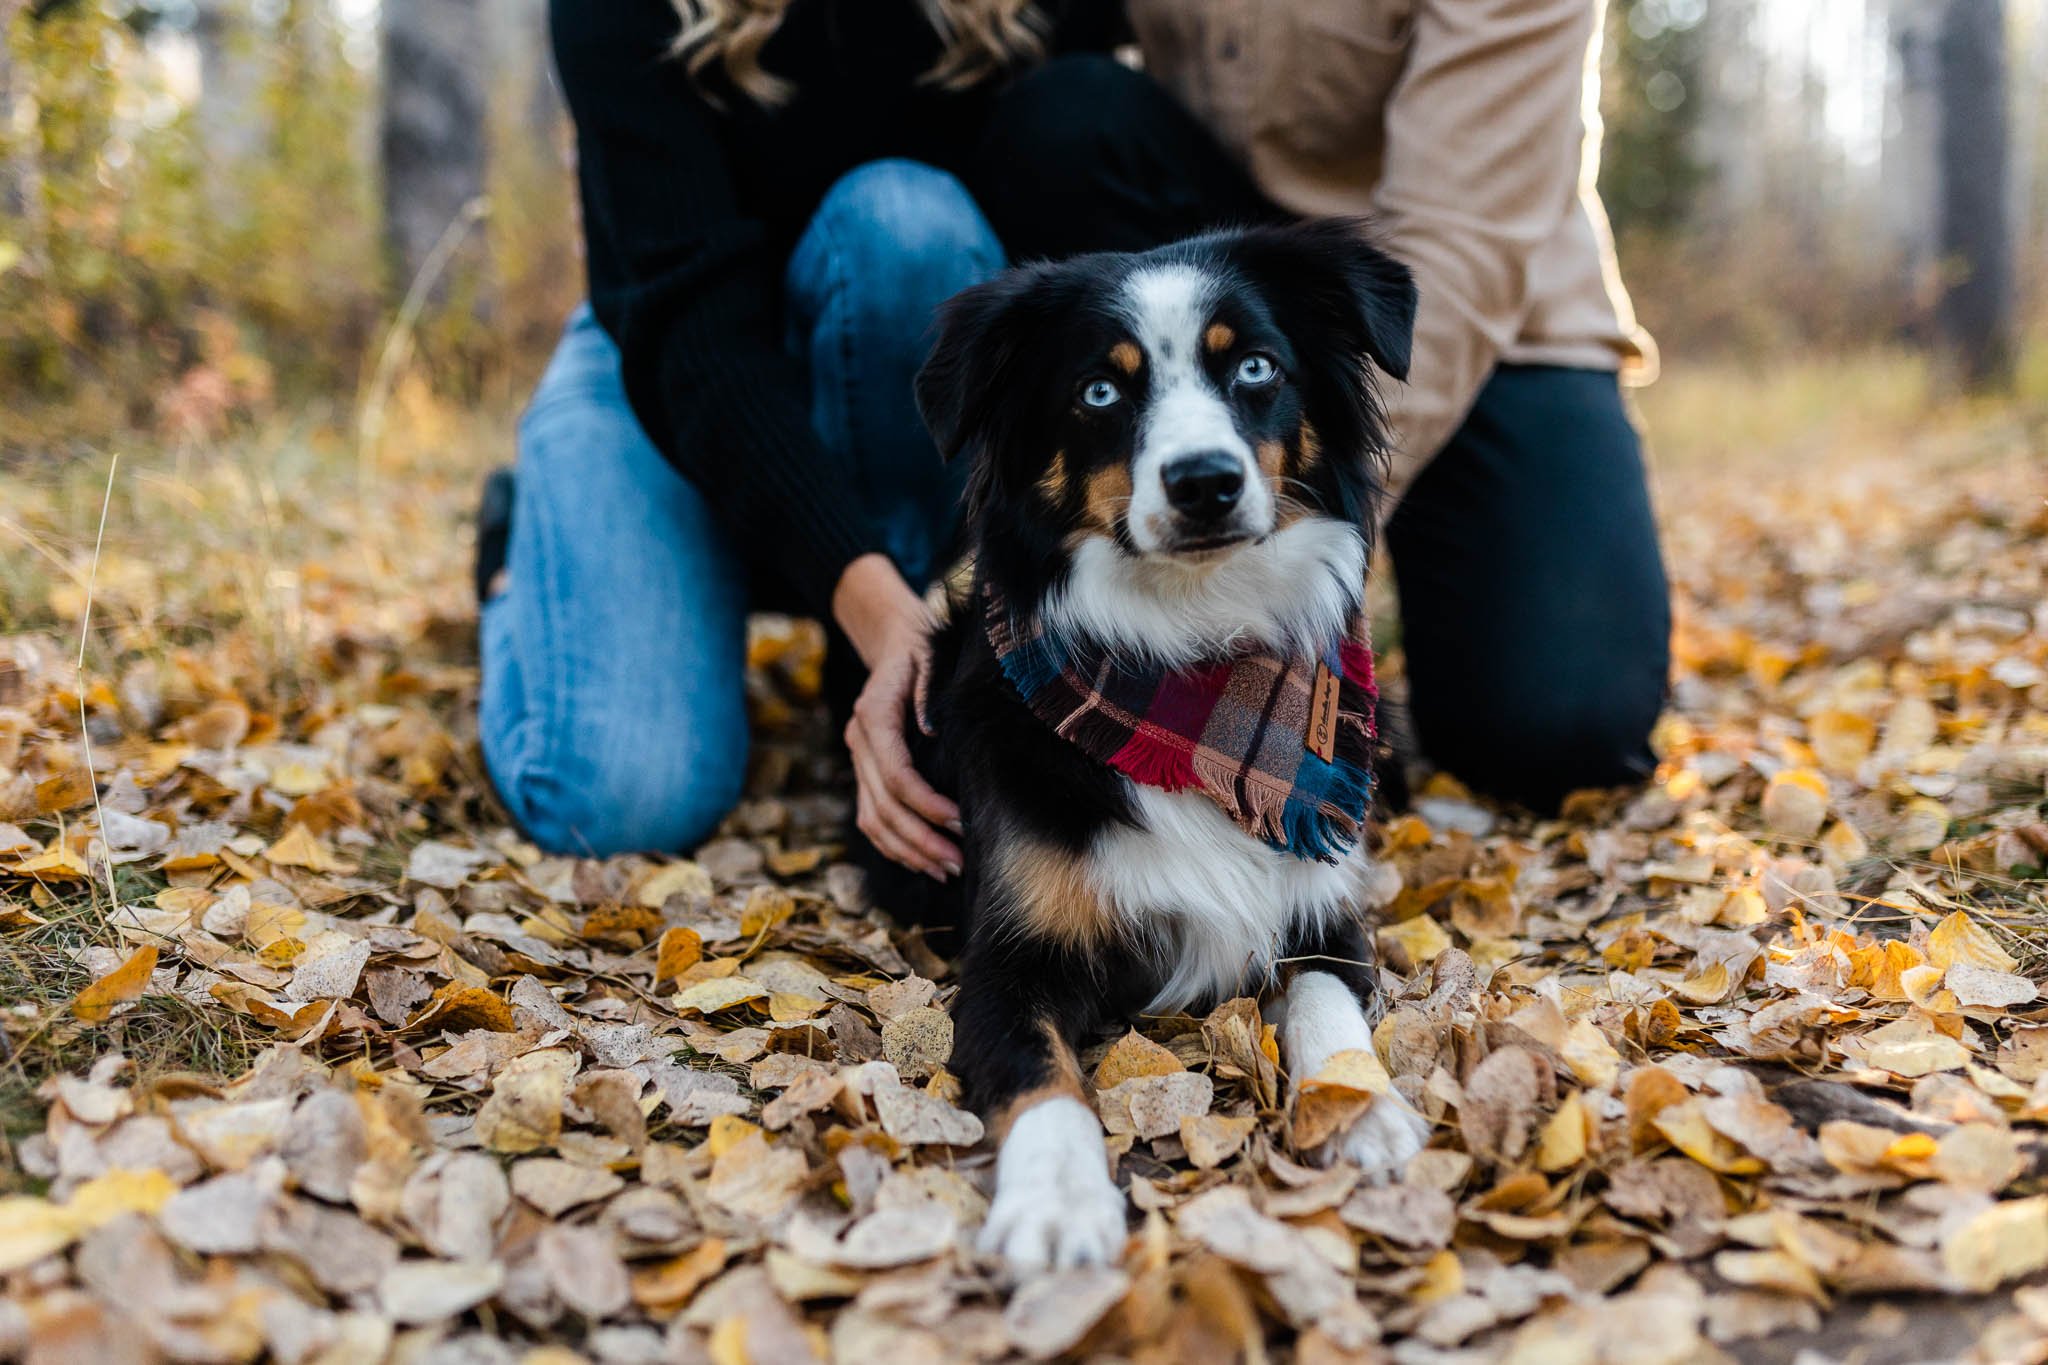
[1088,784,1368,1013]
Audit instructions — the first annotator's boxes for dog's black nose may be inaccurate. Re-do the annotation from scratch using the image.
[1161,453,1244,520]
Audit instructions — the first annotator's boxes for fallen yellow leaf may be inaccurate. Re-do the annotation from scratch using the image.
[1928,911,2017,976]
[70,944,158,1023]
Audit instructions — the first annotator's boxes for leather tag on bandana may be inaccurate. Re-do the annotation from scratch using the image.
[1307,662,1341,762]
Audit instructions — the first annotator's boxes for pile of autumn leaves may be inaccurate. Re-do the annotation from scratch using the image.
[0,437,2045,1363]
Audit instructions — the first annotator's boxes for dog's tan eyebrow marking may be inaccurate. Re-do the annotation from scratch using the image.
[1037,450,1069,503]
[1205,322,1235,353]
[1108,341,1142,375]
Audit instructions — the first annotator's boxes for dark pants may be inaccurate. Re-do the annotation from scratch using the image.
[965,57,1671,812]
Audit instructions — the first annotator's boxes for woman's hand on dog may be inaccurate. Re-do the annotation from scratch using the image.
[834,554,963,881]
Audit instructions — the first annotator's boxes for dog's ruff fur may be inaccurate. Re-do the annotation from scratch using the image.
[904,220,1424,1271]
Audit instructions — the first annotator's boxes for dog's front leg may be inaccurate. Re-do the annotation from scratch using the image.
[1274,916,1430,1182]
[955,942,1127,1270]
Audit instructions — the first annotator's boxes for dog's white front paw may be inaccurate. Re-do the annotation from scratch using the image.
[978,1166,1127,1270]
[1324,1092,1430,1183]
[978,1097,1128,1271]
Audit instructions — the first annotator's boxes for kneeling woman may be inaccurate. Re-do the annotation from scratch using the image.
[481,1,1120,866]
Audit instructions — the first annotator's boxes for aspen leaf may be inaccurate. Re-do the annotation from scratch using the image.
[263,823,357,873]
[1093,1030,1184,1089]
[70,944,158,1022]
[654,926,703,985]
[1943,1196,2048,1293]
[1927,911,2017,976]
[1292,1048,1390,1150]
[1761,769,1829,838]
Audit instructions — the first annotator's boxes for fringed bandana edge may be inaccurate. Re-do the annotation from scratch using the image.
[984,587,1377,863]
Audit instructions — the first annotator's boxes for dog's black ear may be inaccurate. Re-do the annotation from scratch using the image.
[916,274,1026,463]
[1232,219,1417,382]
[1346,232,1417,382]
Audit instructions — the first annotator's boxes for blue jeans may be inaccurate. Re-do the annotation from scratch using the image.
[481,160,1004,855]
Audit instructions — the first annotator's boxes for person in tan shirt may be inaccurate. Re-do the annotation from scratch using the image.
[960,6,1670,811]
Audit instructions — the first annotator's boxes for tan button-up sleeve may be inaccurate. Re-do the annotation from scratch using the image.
[1371,0,1599,496]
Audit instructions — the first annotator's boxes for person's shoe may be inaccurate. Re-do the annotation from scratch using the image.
[475,466,515,604]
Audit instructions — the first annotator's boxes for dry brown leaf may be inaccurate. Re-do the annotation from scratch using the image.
[378,1258,504,1325]
[880,1006,953,1080]
[1761,769,1829,838]
[1181,1113,1255,1170]
[537,1223,632,1319]
[511,1157,625,1216]
[1004,1267,1130,1359]
[873,1082,983,1147]
[1459,1046,1554,1166]
[474,1048,579,1154]
[1942,1195,2048,1293]
[1100,1071,1214,1141]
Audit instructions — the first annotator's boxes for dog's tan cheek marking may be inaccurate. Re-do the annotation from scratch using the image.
[989,1020,1089,1145]
[1109,341,1142,376]
[1255,437,1299,528]
[1081,463,1134,538]
[1037,450,1069,505]
[1296,420,1323,475]
[1205,322,1235,353]
[1257,439,1286,480]
[1274,422,1325,528]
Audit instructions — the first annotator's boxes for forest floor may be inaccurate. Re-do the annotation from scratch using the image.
[0,351,2046,1364]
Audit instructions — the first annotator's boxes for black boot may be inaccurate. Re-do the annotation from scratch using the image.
[475,466,515,604]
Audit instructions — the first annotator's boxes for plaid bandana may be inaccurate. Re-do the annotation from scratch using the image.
[984,588,1377,863]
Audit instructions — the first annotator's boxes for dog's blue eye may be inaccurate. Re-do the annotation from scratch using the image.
[1236,353,1278,386]
[1080,379,1121,408]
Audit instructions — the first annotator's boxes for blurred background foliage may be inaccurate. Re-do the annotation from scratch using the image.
[0,0,2042,455]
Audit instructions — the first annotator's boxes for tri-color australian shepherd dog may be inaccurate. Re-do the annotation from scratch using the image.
[904,220,1429,1270]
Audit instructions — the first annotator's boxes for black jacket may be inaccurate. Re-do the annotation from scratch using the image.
[548,0,1124,613]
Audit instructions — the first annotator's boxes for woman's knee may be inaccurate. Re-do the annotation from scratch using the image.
[1411,654,1667,813]
[520,305,628,434]
[493,724,749,858]
[802,159,1003,297]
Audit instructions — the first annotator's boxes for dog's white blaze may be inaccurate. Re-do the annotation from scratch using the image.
[1090,787,1370,1014]
[1047,517,1365,667]
[979,1096,1126,1269]
[1119,265,1270,551]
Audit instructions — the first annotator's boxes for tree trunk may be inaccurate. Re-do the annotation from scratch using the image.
[192,0,266,220]
[379,0,488,307]
[1884,0,1943,336]
[0,0,34,231]
[1934,0,2014,389]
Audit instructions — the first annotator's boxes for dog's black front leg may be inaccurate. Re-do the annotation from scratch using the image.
[1272,912,1430,1181]
[955,931,1130,1270]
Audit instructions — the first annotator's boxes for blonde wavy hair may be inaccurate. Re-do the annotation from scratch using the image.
[671,0,1047,105]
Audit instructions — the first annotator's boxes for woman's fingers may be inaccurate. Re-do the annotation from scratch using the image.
[911,643,936,737]
[850,744,934,877]
[868,700,960,834]
[867,731,961,870]
[847,717,958,879]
